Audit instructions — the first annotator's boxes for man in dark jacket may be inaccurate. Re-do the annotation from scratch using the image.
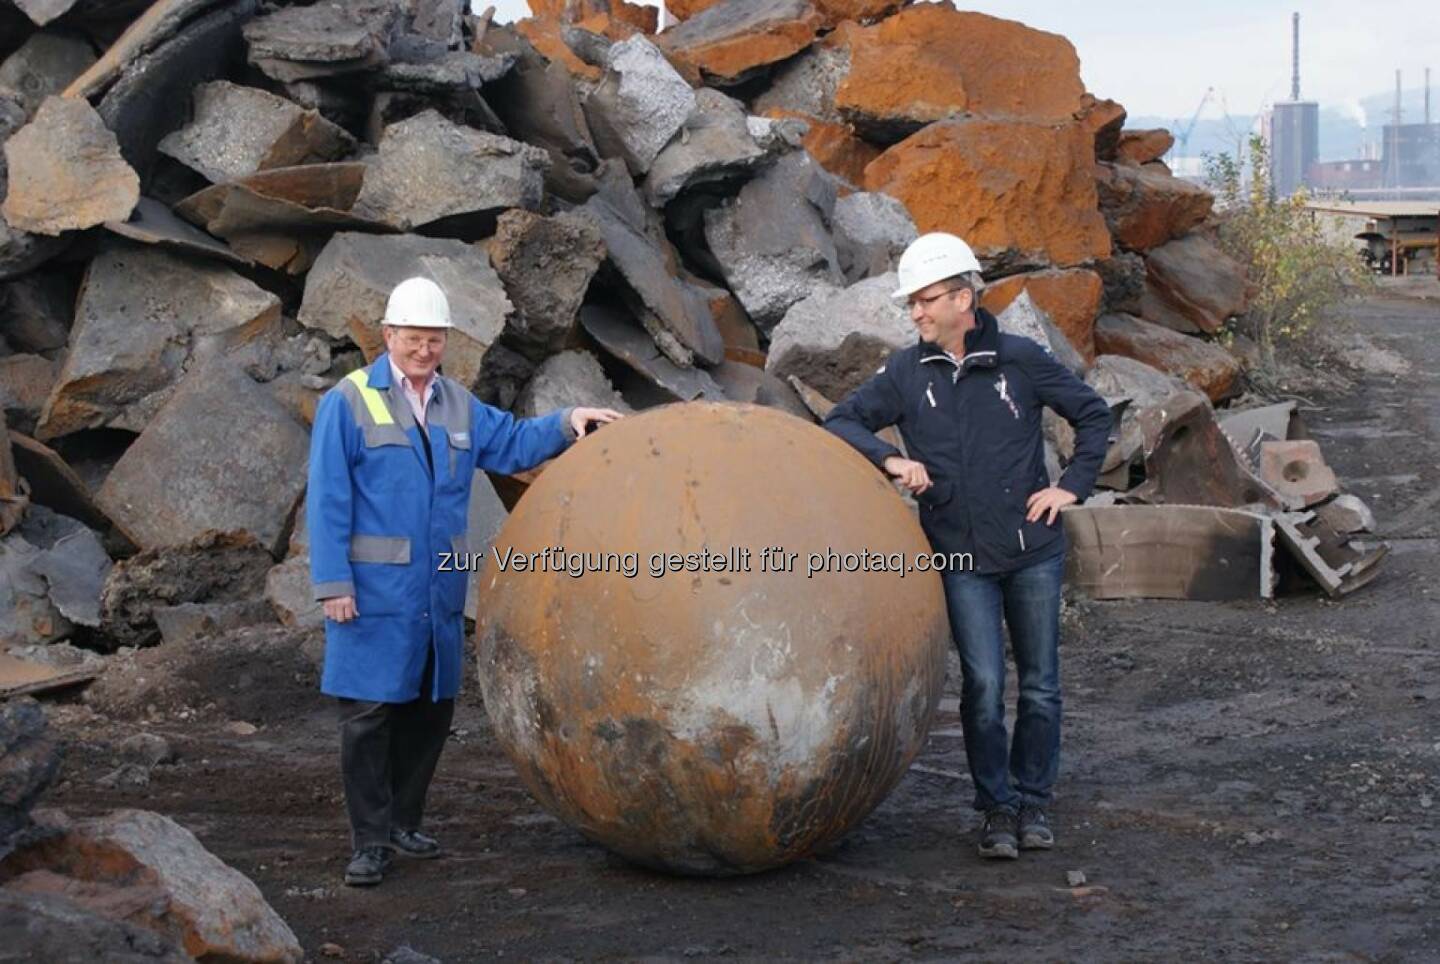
[824,233,1110,859]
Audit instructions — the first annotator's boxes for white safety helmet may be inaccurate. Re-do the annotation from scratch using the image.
[382,276,452,328]
[892,232,984,299]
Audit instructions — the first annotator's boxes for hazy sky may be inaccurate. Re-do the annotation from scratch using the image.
[481,0,1440,124]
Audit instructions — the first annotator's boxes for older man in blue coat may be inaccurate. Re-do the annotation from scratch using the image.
[308,277,621,886]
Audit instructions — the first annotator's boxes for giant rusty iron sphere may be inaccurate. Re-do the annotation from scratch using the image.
[475,402,948,875]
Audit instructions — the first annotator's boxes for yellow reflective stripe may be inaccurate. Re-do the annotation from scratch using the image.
[344,369,394,425]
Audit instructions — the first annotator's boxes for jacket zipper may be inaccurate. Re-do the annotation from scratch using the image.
[1018,528,1026,551]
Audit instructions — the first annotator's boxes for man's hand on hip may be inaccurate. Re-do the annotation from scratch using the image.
[1025,487,1077,525]
[324,595,358,623]
[883,456,932,495]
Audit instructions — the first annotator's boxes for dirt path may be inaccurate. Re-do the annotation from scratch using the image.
[42,292,1440,961]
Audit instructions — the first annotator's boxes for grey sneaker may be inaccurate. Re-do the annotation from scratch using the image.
[344,845,393,886]
[1019,805,1055,850]
[978,807,1020,859]
[390,827,441,859]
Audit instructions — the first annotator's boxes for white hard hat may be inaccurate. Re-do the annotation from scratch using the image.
[383,276,452,328]
[892,232,984,299]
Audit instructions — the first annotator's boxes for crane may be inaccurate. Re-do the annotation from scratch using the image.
[1169,87,1216,164]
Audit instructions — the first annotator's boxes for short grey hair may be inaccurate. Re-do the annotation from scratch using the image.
[945,270,986,294]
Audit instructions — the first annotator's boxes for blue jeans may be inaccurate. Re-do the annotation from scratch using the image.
[941,552,1064,812]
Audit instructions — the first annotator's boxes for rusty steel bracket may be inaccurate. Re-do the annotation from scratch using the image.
[1273,510,1388,598]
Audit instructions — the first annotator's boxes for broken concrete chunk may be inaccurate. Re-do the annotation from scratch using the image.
[0,353,57,435]
[642,88,768,206]
[152,600,275,646]
[0,889,191,963]
[37,246,281,441]
[96,359,309,556]
[100,531,272,650]
[1093,251,1145,315]
[1064,504,1275,600]
[581,193,724,366]
[264,554,322,630]
[1094,312,1241,403]
[710,360,813,421]
[831,190,916,284]
[1,96,139,235]
[751,43,846,123]
[23,508,110,629]
[486,209,606,360]
[995,290,1087,377]
[580,304,724,402]
[981,267,1104,363]
[659,0,823,88]
[300,232,510,390]
[514,350,632,419]
[103,196,250,268]
[704,150,844,331]
[378,48,516,94]
[352,110,548,232]
[1315,494,1376,535]
[0,528,70,646]
[1095,161,1214,253]
[243,0,401,75]
[1141,233,1248,335]
[157,81,356,185]
[6,808,304,964]
[0,31,96,117]
[765,273,911,401]
[582,34,695,176]
[478,28,602,203]
[0,696,59,862]
[1259,440,1338,508]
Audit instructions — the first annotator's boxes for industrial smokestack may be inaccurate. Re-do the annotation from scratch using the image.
[1291,12,1300,101]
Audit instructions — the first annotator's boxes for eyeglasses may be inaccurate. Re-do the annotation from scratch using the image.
[908,287,961,310]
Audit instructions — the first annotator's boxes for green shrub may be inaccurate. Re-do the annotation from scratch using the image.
[1204,135,1371,371]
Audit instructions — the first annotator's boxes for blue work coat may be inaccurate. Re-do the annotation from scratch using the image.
[308,354,572,702]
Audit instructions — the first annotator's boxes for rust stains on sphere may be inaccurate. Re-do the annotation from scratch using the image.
[475,402,948,875]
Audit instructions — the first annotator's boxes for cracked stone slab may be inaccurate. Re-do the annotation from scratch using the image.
[244,0,401,78]
[514,350,632,419]
[764,272,910,401]
[0,31,95,117]
[704,149,843,331]
[581,188,724,367]
[102,196,250,267]
[37,245,281,440]
[97,359,309,555]
[352,109,547,232]
[158,81,356,184]
[581,34,695,176]
[299,231,511,390]
[486,209,606,359]
[580,304,724,402]
[1,96,138,236]
[831,190,916,284]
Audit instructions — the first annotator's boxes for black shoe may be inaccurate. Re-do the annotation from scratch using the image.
[978,807,1020,860]
[390,827,441,859]
[344,845,393,886]
[1018,805,1055,850]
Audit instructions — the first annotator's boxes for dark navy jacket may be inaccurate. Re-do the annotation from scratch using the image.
[824,308,1111,574]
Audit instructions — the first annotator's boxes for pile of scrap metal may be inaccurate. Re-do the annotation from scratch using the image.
[0,0,1263,663]
[1061,390,1387,601]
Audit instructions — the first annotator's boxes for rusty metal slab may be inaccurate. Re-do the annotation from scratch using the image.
[1274,510,1388,598]
[580,304,724,402]
[173,162,392,272]
[9,431,117,534]
[62,0,231,99]
[1131,391,1291,510]
[103,196,250,267]
[0,650,98,698]
[1064,504,1276,600]
[785,374,905,455]
[1219,401,1298,449]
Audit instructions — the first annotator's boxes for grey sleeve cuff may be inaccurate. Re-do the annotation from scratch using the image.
[559,407,578,443]
[313,580,355,601]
